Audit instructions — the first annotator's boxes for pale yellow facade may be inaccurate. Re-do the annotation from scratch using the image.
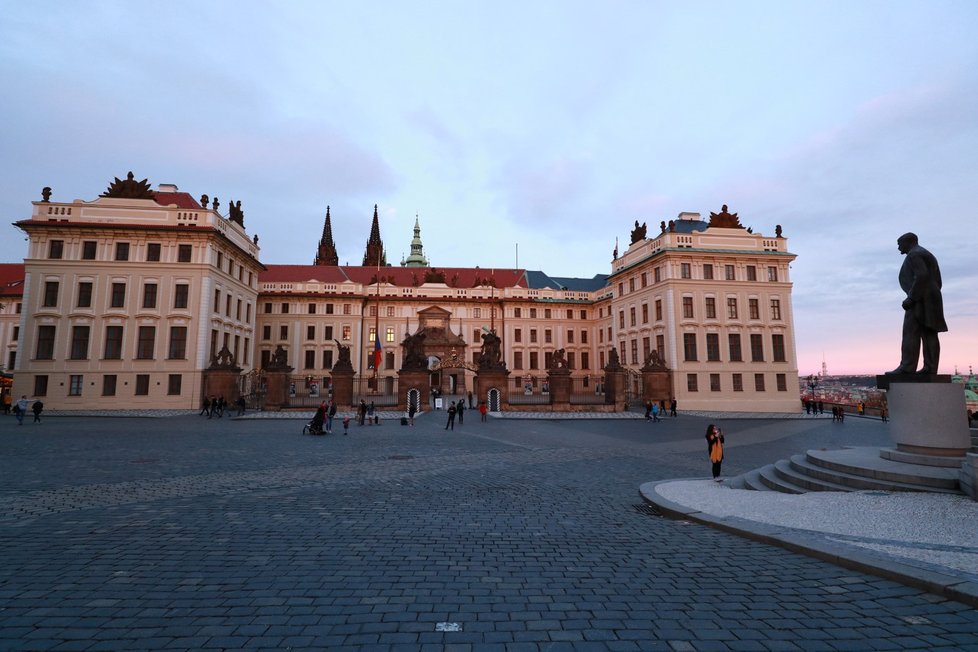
[11,185,262,409]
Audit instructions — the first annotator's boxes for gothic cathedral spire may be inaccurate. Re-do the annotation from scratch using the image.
[314,206,339,266]
[362,204,387,266]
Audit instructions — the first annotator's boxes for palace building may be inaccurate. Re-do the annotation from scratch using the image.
[5,174,799,412]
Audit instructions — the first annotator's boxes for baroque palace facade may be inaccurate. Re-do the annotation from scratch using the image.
[3,174,799,412]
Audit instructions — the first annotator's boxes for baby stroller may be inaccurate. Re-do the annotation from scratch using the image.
[303,407,327,436]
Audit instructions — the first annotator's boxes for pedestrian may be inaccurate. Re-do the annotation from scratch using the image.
[670,398,678,417]
[881,406,889,422]
[806,401,811,415]
[468,391,473,409]
[651,402,661,422]
[236,396,246,416]
[818,401,824,415]
[445,401,457,430]
[2,392,12,415]
[408,402,416,426]
[644,400,652,420]
[456,399,465,425]
[200,396,211,417]
[343,415,350,435]
[659,399,666,416]
[15,395,29,425]
[706,424,724,482]
[32,399,43,423]
[358,399,367,426]
[479,401,487,422]
[327,401,337,433]
[216,395,225,418]
[367,401,375,425]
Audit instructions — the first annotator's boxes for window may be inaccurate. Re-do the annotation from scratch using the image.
[174,284,189,309]
[728,334,742,362]
[630,339,638,365]
[368,306,377,317]
[386,327,395,343]
[102,375,117,396]
[755,373,766,391]
[135,374,150,395]
[529,351,538,369]
[342,325,351,340]
[768,266,778,282]
[618,283,624,296]
[217,252,224,269]
[732,373,744,392]
[642,336,650,362]
[168,327,187,359]
[746,265,757,281]
[628,279,635,292]
[104,326,123,359]
[264,302,273,314]
[261,350,271,368]
[641,304,648,324]
[566,352,575,369]
[703,264,714,280]
[706,333,720,361]
[683,333,697,361]
[385,351,395,369]
[629,307,636,327]
[682,297,693,319]
[322,350,333,369]
[136,326,156,359]
[725,265,735,280]
[581,351,589,370]
[236,300,241,321]
[750,334,764,362]
[115,242,130,261]
[654,267,661,283]
[580,310,586,320]
[544,351,553,369]
[143,283,158,309]
[281,302,289,314]
[168,374,182,396]
[49,240,64,259]
[529,308,537,318]
[687,374,698,392]
[772,334,786,362]
[246,304,251,322]
[618,311,625,329]
[473,329,480,343]
[324,326,333,340]
[343,304,351,315]
[280,325,288,340]
[82,241,97,260]
[43,281,59,307]
[70,326,90,360]
[770,299,782,321]
[387,306,395,317]
[655,299,662,321]
[656,334,665,360]
[304,350,316,369]
[567,330,574,344]
[726,297,738,319]
[513,351,523,370]
[566,309,573,319]
[641,272,647,288]
[514,307,521,318]
[581,330,588,344]
[307,325,316,340]
[146,243,161,262]
[776,373,788,391]
[529,329,537,343]
[308,304,316,314]
[710,373,721,392]
[705,297,716,319]
[325,303,334,315]
[77,282,93,308]
[110,283,126,308]
[36,326,56,360]
[368,327,376,343]
[681,263,691,279]
[178,244,192,262]
[34,375,48,397]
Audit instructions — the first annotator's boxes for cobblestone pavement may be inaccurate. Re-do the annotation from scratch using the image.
[1,413,976,651]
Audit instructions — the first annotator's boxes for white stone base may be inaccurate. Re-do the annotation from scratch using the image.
[888,382,971,455]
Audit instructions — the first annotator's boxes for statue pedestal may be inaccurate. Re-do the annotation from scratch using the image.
[642,369,672,405]
[547,369,571,406]
[475,369,510,410]
[330,370,355,409]
[264,369,293,411]
[877,376,970,457]
[604,370,627,408]
[398,370,430,411]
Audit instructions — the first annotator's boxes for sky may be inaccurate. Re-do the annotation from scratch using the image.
[1,1,975,376]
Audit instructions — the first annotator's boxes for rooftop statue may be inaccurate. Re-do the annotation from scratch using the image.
[886,232,948,375]
[100,171,155,199]
[708,204,744,229]
[630,220,647,244]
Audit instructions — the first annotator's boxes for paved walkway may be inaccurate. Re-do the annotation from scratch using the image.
[641,479,978,609]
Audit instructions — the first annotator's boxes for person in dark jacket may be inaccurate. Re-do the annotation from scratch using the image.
[32,399,44,424]
[445,402,457,430]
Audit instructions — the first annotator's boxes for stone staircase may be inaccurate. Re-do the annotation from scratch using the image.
[727,446,964,495]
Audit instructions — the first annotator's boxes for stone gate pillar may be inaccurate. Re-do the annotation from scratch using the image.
[603,346,627,409]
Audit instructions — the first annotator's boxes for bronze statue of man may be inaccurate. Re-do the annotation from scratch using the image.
[887,232,947,375]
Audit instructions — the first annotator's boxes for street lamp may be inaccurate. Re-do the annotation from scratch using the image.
[806,374,819,408]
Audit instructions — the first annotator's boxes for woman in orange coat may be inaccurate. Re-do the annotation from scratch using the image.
[706,424,724,482]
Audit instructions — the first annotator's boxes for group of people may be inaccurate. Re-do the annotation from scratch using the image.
[643,398,677,422]
[7,394,43,425]
[309,400,340,435]
[443,399,490,430]
[200,395,236,418]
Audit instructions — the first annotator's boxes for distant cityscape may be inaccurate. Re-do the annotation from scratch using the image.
[797,368,978,416]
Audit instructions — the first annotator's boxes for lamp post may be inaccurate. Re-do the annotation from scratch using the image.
[807,374,819,410]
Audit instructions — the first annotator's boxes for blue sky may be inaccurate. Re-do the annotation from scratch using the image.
[1,1,975,374]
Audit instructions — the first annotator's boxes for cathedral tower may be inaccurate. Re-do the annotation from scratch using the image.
[362,204,387,266]
[314,206,339,266]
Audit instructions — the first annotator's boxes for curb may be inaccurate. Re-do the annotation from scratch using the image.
[639,480,978,609]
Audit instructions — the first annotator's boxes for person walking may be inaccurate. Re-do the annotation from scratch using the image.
[3,392,12,415]
[200,396,211,417]
[15,395,29,425]
[456,400,465,425]
[479,402,488,422]
[32,399,43,424]
[358,399,367,426]
[670,398,678,418]
[327,401,337,433]
[651,402,661,422]
[445,401,457,431]
[706,424,724,482]
[467,391,473,409]
[408,402,416,426]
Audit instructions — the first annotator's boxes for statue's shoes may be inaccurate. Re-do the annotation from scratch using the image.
[885,366,915,375]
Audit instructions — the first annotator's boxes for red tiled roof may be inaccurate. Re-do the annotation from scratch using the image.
[0,263,25,297]
[260,265,527,289]
[153,191,201,209]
